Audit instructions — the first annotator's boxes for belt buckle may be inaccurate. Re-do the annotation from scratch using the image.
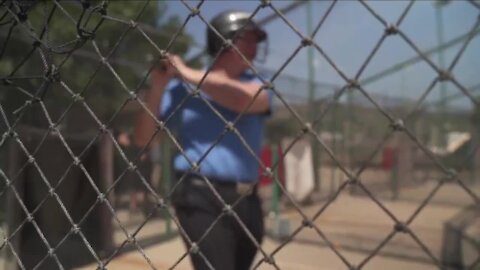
[236,182,253,196]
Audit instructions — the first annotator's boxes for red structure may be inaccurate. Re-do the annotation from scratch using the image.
[259,144,285,186]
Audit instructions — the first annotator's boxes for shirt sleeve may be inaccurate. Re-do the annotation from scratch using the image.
[159,79,184,129]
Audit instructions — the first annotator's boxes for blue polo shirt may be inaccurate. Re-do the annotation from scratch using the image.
[159,73,271,183]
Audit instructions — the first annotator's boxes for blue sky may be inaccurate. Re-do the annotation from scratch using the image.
[161,1,479,110]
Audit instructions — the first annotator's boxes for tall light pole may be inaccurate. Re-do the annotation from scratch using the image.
[306,0,321,191]
[435,0,450,149]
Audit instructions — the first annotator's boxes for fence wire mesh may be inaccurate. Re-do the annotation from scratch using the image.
[0,0,479,269]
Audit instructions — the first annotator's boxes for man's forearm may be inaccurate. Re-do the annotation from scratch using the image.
[184,69,269,113]
[134,78,169,146]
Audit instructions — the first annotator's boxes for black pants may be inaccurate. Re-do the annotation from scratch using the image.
[171,174,264,270]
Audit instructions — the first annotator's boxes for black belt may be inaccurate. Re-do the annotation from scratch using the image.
[175,171,257,196]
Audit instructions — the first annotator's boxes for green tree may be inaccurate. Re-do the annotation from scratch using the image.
[0,0,195,132]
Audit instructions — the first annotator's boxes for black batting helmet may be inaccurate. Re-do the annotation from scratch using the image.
[207,10,267,56]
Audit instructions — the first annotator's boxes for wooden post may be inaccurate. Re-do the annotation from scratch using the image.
[98,133,114,254]
[3,137,22,270]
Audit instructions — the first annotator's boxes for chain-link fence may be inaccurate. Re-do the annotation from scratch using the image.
[1,0,479,269]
